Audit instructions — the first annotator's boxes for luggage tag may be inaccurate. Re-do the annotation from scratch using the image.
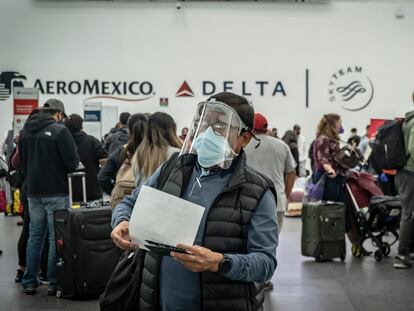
[144,240,192,257]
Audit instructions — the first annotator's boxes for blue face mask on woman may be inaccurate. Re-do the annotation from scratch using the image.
[193,127,236,168]
[339,126,345,134]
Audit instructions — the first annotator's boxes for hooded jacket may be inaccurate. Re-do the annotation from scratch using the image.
[403,110,414,172]
[104,126,128,155]
[70,130,107,201]
[19,112,79,197]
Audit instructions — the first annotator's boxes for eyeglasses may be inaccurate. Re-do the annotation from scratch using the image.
[194,119,247,137]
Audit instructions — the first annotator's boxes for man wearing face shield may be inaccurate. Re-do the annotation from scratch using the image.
[111,92,278,311]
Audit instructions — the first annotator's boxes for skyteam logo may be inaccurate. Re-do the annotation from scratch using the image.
[0,71,26,101]
[328,66,374,111]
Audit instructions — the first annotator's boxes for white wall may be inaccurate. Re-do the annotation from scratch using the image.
[0,0,413,146]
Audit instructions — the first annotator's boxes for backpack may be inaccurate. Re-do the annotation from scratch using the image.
[370,120,408,172]
[110,158,136,209]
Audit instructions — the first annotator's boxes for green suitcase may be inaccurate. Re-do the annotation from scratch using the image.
[301,201,346,262]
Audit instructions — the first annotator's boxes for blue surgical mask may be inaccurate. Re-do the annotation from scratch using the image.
[339,126,344,134]
[193,126,236,168]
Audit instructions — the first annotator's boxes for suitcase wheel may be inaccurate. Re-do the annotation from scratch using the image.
[340,254,346,262]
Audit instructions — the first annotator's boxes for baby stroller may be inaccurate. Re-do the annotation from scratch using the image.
[345,172,401,262]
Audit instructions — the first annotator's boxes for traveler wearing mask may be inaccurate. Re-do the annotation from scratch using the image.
[111,92,278,311]
[313,113,347,202]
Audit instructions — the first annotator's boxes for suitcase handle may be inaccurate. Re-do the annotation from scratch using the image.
[68,172,87,207]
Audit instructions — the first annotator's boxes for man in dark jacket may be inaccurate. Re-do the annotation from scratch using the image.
[103,112,130,154]
[65,114,107,202]
[19,99,79,295]
[111,92,278,311]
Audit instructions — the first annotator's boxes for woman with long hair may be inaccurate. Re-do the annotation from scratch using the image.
[132,112,182,186]
[313,113,346,202]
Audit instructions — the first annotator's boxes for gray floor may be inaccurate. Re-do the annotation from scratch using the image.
[1,215,414,311]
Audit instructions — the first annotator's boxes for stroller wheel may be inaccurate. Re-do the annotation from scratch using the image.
[374,250,383,262]
[382,242,391,256]
[352,244,362,258]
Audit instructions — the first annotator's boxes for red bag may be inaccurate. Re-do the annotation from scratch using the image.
[0,191,7,213]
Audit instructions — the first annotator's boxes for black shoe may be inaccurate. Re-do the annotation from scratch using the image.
[39,275,49,285]
[16,221,23,226]
[263,281,274,291]
[23,287,37,295]
[15,269,24,283]
[48,288,57,296]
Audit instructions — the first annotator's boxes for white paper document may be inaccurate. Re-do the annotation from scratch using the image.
[129,185,205,250]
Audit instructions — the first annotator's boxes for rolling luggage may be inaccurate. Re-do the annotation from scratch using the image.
[54,172,122,298]
[301,201,346,262]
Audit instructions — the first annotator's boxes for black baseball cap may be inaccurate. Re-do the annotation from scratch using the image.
[42,99,66,114]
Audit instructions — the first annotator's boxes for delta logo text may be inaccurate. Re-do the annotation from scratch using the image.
[0,71,26,101]
[176,80,287,97]
[328,66,374,111]
[0,71,155,102]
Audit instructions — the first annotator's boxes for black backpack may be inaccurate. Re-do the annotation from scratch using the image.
[370,120,408,172]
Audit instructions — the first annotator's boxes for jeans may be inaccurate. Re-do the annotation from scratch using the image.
[22,196,69,290]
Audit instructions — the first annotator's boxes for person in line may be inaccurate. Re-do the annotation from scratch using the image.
[98,113,149,195]
[347,127,361,147]
[394,109,414,269]
[132,112,182,187]
[178,127,188,143]
[10,109,49,284]
[103,112,131,154]
[358,124,371,156]
[270,127,278,138]
[294,124,307,177]
[312,113,347,202]
[111,92,278,311]
[282,130,300,176]
[19,99,79,295]
[245,113,296,231]
[64,114,107,202]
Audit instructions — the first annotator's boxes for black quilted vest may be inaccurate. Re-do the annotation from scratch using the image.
[139,151,276,311]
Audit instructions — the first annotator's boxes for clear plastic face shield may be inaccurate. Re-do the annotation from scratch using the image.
[180,101,249,169]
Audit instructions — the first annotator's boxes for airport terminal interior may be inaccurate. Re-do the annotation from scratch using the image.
[1,0,414,310]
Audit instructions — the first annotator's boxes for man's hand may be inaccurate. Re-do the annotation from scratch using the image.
[171,244,224,273]
[110,221,138,250]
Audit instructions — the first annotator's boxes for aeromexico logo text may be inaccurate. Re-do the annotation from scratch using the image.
[33,79,154,96]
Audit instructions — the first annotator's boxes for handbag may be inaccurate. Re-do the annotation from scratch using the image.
[334,145,362,169]
[99,249,146,311]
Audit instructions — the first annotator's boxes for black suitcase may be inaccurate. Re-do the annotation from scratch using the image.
[54,172,122,298]
[301,201,346,262]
